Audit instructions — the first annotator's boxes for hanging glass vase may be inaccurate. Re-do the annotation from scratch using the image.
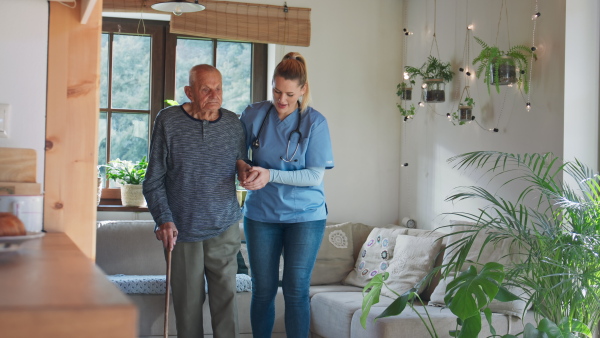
[422,78,445,103]
[400,88,412,100]
[458,105,473,122]
[491,56,517,86]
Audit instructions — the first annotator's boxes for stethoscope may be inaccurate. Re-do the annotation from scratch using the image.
[251,104,302,162]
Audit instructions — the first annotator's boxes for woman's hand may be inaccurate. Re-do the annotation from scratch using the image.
[241,166,270,190]
[155,222,178,251]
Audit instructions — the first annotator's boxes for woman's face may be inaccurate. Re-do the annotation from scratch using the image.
[272,76,306,117]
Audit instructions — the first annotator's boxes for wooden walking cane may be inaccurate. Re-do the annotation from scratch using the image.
[164,249,172,338]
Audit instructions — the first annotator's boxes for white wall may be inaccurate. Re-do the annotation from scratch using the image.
[564,0,599,169]
[399,0,567,230]
[0,0,48,185]
[256,0,405,226]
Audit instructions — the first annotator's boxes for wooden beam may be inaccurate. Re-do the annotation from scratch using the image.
[45,0,102,259]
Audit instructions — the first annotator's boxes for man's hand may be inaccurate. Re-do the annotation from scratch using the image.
[155,222,178,251]
[240,166,269,190]
[237,160,259,185]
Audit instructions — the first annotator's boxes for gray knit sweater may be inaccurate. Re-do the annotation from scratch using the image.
[143,105,245,242]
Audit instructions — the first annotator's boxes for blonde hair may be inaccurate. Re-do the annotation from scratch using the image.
[273,52,311,113]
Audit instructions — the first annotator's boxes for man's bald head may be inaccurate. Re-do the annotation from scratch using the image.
[189,64,221,87]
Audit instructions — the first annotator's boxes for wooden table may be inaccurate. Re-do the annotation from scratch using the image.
[0,233,137,338]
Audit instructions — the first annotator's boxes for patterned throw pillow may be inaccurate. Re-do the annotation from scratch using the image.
[310,222,356,285]
[342,227,409,288]
[379,234,443,298]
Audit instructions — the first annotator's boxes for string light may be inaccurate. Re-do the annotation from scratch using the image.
[466,71,471,76]
[488,128,499,132]
[418,101,425,107]
[459,67,464,72]
[531,46,537,52]
[401,163,409,167]
[526,102,531,111]
[403,72,409,80]
[447,113,451,119]
[467,24,474,30]
[421,83,428,89]
[532,12,541,20]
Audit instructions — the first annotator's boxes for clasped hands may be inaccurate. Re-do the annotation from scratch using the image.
[238,164,269,191]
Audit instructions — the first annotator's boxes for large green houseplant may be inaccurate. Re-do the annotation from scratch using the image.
[405,56,454,103]
[361,151,599,338]
[472,37,536,94]
[103,156,148,207]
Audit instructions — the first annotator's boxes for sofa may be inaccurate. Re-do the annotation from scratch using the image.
[96,220,536,338]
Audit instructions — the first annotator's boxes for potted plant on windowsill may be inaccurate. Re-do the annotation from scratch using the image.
[103,156,148,207]
[472,37,536,94]
[405,56,454,103]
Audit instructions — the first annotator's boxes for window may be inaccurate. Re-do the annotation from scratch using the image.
[99,18,267,206]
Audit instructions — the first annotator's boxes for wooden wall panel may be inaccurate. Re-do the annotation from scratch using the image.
[45,0,102,259]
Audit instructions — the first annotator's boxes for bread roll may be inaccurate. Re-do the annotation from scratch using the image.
[0,212,26,236]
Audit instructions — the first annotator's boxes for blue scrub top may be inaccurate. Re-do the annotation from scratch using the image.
[240,101,334,223]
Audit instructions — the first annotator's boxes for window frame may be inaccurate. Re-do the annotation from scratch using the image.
[98,17,267,211]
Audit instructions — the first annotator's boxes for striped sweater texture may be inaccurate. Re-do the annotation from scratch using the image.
[143,105,245,242]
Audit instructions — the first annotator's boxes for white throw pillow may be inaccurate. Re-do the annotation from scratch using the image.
[428,226,528,318]
[380,234,443,298]
[342,227,409,288]
[310,222,356,285]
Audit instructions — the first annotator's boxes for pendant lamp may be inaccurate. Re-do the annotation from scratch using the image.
[151,0,205,16]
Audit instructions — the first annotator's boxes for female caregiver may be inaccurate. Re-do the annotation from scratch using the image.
[239,51,334,338]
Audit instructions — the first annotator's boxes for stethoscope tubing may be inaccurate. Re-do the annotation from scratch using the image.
[251,103,302,162]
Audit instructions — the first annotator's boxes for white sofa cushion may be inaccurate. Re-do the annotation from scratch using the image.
[380,234,443,298]
[343,226,409,288]
[352,304,536,338]
[311,222,356,285]
[310,291,395,338]
[428,226,529,318]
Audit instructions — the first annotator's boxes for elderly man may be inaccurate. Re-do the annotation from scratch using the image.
[143,64,249,338]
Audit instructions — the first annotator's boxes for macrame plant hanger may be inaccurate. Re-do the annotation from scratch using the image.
[449,0,476,127]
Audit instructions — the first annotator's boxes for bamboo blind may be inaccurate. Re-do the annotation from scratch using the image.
[103,0,311,46]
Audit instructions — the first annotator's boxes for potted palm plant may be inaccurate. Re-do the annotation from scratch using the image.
[405,56,454,103]
[472,37,536,94]
[362,151,600,338]
[103,156,148,207]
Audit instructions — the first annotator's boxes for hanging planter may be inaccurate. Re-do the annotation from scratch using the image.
[472,36,536,94]
[405,56,454,104]
[397,81,414,101]
[422,78,446,103]
[451,96,475,126]
[490,56,517,86]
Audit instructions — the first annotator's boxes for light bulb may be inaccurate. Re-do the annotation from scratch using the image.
[418,101,424,107]
[532,12,541,20]
[403,72,409,80]
[467,24,474,30]
[526,102,531,111]
[421,83,427,89]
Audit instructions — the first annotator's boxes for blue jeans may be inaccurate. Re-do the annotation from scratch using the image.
[244,217,326,338]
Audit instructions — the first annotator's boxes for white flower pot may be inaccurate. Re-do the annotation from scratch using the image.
[120,184,146,207]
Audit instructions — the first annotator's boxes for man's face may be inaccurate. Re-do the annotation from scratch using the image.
[185,69,222,113]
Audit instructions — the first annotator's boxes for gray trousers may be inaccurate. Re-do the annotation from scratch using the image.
[167,223,241,338]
